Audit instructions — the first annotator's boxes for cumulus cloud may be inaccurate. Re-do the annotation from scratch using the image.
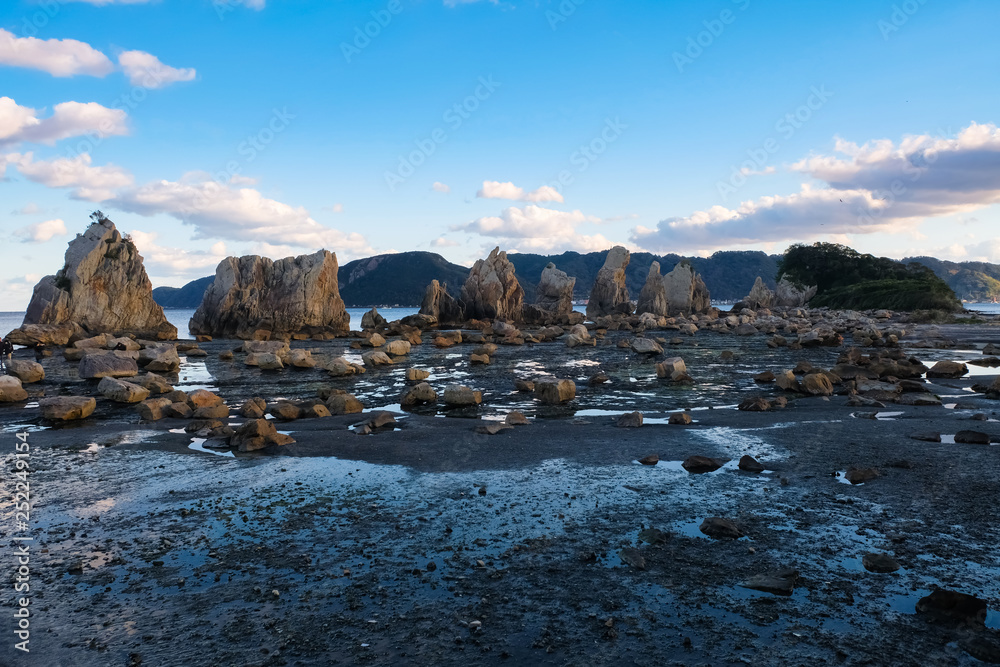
[14,152,134,201]
[0,28,115,77]
[458,204,611,252]
[431,237,460,248]
[117,50,196,89]
[14,219,68,243]
[632,122,1000,253]
[432,181,451,194]
[0,97,129,147]
[107,174,373,258]
[476,180,564,203]
[11,203,45,215]
[129,230,228,276]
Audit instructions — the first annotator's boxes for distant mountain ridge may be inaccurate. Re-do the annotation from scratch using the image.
[905,256,1000,302]
[151,249,780,309]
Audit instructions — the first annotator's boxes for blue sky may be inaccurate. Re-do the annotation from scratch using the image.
[2,0,999,310]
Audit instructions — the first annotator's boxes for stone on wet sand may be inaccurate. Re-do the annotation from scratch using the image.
[232,419,295,452]
[630,338,663,355]
[470,353,491,365]
[515,379,535,393]
[0,376,29,403]
[139,373,173,394]
[742,569,799,596]
[682,456,723,473]
[926,360,968,379]
[288,349,317,368]
[327,357,365,377]
[246,352,284,370]
[535,379,576,404]
[668,412,692,425]
[240,398,267,418]
[402,382,437,408]
[98,377,150,403]
[638,454,659,466]
[326,393,364,415]
[406,368,430,381]
[137,398,173,421]
[444,385,482,406]
[39,396,96,421]
[754,371,775,383]
[739,455,765,472]
[385,340,411,356]
[955,430,990,445]
[505,411,530,426]
[188,390,224,409]
[139,344,181,373]
[916,589,988,627]
[862,553,901,573]
[738,396,771,412]
[269,402,301,421]
[477,422,512,435]
[617,412,643,428]
[362,350,393,367]
[166,402,193,419]
[656,357,687,379]
[776,370,800,392]
[699,517,742,539]
[845,467,879,484]
[8,360,44,384]
[801,373,834,396]
[79,353,139,379]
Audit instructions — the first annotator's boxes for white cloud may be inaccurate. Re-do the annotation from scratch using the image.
[458,204,611,252]
[229,174,259,186]
[129,230,228,276]
[0,28,115,78]
[15,152,134,201]
[0,274,44,312]
[11,203,44,215]
[476,180,564,203]
[14,219,68,243]
[330,202,344,213]
[108,174,374,258]
[632,122,1000,253]
[432,181,451,194]
[0,97,129,147]
[431,237,460,248]
[117,50,196,89]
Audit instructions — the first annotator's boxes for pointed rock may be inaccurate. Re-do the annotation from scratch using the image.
[419,279,464,324]
[586,246,633,319]
[663,261,711,316]
[460,247,524,321]
[636,261,668,316]
[524,263,576,324]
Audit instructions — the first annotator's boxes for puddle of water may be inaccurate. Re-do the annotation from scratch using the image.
[941,435,956,444]
[175,360,218,392]
[188,438,235,458]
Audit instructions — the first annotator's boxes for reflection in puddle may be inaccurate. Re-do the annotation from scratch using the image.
[188,438,235,458]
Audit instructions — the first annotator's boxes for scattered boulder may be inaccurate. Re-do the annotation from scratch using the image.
[139,373,173,394]
[638,454,659,466]
[682,456,723,473]
[535,379,576,404]
[739,455,765,472]
[137,398,173,421]
[738,396,772,412]
[385,340,411,356]
[98,377,150,403]
[460,247,524,321]
[0,376,29,403]
[361,308,387,330]
[776,370,800,392]
[240,398,267,419]
[288,349,317,368]
[630,338,663,355]
[742,569,799,596]
[754,371,775,383]
[139,344,181,372]
[443,385,482,406]
[78,353,138,379]
[862,553,901,573]
[362,332,386,348]
[4,323,77,347]
[617,411,643,428]
[232,419,295,452]
[245,352,284,370]
[515,379,535,393]
[362,350,393,367]
[668,412,692,425]
[586,246,633,319]
[656,357,687,380]
[7,360,44,384]
[326,393,364,414]
[700,517,742,539]
[269,402,301,421]
[774,276,816,308]
[916,588,988,627]
[926,361,968,379]
[955,430,991,445]
[401,382,437,408]
[327,357,365,377]
[801,373,834,396]
[406,368,430,381]
[470,353,490,365]
[188,389,224,409]
[38,396,96,421]
[845,467,879,484]
[505,411,530,426]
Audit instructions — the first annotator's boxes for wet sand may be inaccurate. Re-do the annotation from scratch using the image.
[2,323,1000,666]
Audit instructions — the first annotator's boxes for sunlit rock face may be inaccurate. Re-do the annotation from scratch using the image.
[21,217,177,340]
[636,261,668,317]
[460,247,525,321]
[524,262,576,325]
[663,261,711,316]
[587,246,634,319]
[190,250,349,339]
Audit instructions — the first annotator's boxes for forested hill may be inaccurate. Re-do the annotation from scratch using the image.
[905,256,1000,302]
[151,249,780,308]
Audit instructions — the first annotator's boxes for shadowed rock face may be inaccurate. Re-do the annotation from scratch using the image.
[774,276,817,308]
[636,261,668,317]
[524,263,575,324]
[587,246,633,319]
[419,280,465,325]
[190,250,349,339]
[21,218,176,340]
[460,247,524,321]
[664,261,711,316]
[744,276,775,310]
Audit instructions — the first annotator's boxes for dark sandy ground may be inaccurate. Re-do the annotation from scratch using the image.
[2,322,1000,666]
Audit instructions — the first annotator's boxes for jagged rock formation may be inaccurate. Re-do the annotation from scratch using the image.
[664,261,711,316]
[524,263,575,324]
[774,276,817,308]
[586,246,633,319]
[460,247,524,321]
[636,261,668,316]
[190,250,349,339]
[743,276,775,310]
[19,217,176,340]
[418,280,465,325]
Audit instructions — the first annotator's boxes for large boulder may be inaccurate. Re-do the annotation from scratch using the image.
[774,276,817,308]
[586,246,633,319]
[443,385,482,406]
[78,353,139,379]
[535,379,576,404]
[38,396,96,421]
[232,419,295,452]
[8,360,44,384]
[0,376,29,403]
[98,377,150,403]
[4,323,78,347]
[190,249,349,338]
[636,261,669,317]
[21,216,176,340]
[460,247,524,321]
[418,280,465,325]
[139,344,181,372]
[360,308,387,330]
[663,261,711,316]
[524,263,576,324]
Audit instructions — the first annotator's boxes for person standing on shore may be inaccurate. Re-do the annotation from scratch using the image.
[0,337,12,374]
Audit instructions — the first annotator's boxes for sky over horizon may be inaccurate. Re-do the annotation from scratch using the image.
[1,0,999,310]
